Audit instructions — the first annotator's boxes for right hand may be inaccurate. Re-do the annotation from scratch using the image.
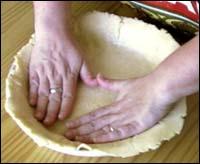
[29,31,97,126]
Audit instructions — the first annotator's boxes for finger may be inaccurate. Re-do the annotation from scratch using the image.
[97,74,126,91]
[43,92,62,126]
[80,61,98,87]
[29,70,39,106]
[74,127,109,143]
[34,74,49,121]
[75,129,106,143]
[65,100,124,129]
[58,73,77,120]
[74,116,129,143]
[43,75,62,126]
[65,113,123,139]
[85,122,142,143]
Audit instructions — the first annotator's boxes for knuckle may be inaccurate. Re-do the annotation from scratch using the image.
[131,121,143,132]
[77,127,85,135]
[47,112,56,119]
[36,105,45,112]
[67,70,78,80]
[49,94,62,103]
[73,120,81,126]
[89,121,97,129]
[50,77,62,87]
[29,78,39,86]
[89,112,97,120]
[29,73,37,80]
[106,133,114,141]
[30,85,38,93]
[54,74,62,83]
[102,126,111,133]
[37,64,44,73]
[38,90,49,98]
[30,82,39,89]
[115,129,124,138]
[59,106,67,113]
[62,93,73,100]
[126,124,135,132]
[29,94,37,102]
[47,67,54,77]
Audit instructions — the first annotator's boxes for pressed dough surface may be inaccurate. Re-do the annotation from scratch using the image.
[5,11,187,157]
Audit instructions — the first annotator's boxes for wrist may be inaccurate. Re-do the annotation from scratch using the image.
[33,1,71,34]
[34,24,76,48]
[148,70,179,106]
[35,17,71,33]
[34,5,72,40]
[35,21,72,39]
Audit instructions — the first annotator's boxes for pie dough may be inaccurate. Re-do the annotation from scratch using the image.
[5,11,187,157]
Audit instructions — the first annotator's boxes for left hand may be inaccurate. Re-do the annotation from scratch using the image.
[64,74,173,143]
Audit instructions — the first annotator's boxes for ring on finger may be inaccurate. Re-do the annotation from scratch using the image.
[49,88,63,94]
[110,126,114,132]
[103,125,116,133]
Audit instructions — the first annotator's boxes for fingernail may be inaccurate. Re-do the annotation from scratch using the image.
[65,131,73,139]
[43,118,51,125]
[75,136,82,140]
[66,122,73,128]
[97,73,101,78]
[92,137,96,143]
[58,114,64,120]
[99,73,103,78]
[34,111,43,120]
[86,75,92,80]
[29,98,35,106]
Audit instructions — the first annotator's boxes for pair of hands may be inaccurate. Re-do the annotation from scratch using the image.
[29,32,171,144]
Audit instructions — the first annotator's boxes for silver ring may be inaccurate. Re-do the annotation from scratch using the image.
[49,88,63,94]
[110,126,114,132]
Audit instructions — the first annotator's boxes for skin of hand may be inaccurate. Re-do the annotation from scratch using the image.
[29,2,97,126]
[65,35,199,144]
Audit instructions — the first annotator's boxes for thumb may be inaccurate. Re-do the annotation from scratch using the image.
[97,74,127,91]
[80,61,98,87]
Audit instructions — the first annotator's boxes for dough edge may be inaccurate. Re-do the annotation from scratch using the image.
[5,11,187,158]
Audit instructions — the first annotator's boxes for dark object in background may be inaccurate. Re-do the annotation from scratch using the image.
[121,1,199,45]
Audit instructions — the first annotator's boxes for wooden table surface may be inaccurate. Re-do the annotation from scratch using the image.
[1,2,199,163]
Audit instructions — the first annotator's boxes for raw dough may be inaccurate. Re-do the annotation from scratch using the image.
[5,11,186,157]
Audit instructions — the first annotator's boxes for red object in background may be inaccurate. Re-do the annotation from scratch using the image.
[140,1,199,22]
